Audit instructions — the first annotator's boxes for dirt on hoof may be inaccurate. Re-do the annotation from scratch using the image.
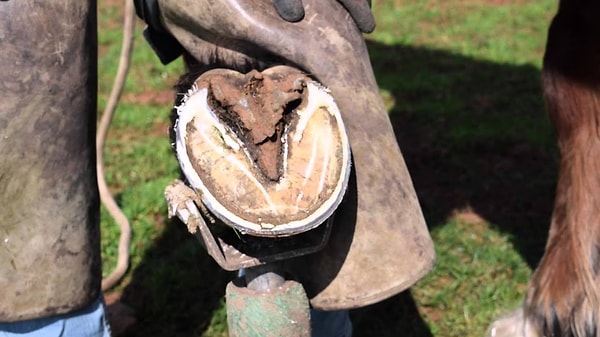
[197,68,307,181]
[178,65,350,233]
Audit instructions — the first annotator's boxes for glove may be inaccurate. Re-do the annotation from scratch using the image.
[135,0,376,65]
[273,0,375,33]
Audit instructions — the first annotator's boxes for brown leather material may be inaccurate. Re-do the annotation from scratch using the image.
[0,0,101,321]
[159,0,435,309]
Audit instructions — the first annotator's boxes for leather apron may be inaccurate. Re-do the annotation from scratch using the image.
[158,0,436,310]
[0,0,101,321]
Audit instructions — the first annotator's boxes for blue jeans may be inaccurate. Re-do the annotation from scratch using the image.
[0,296,110,337]
[310,309,353,337]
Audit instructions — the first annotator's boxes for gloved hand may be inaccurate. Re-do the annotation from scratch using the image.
[134,0,375,64]
[272,0,375,33]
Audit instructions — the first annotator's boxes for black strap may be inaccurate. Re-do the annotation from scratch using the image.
[134,0,183,65]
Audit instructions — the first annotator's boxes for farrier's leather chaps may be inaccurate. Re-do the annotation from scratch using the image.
[157,0,436,310]
[0,0,101,321]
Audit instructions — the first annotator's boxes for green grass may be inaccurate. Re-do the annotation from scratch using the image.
[98,1,559,336]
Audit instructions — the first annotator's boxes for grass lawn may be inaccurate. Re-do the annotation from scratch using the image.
[98,0,559,336]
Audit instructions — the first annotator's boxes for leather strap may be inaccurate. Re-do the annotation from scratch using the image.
[134,0,183,64]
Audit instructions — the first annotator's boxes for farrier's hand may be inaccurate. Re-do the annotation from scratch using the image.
[273,0,375,33]
[134,0,375,64]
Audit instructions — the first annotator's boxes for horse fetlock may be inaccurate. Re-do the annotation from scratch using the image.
[524,291,599,337]
[523,238,600,337]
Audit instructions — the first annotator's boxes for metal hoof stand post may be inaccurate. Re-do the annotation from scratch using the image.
[164,66,351,336]
[227,264,310,337]
[166,180,333,336]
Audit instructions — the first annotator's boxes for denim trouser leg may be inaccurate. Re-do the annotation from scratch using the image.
[310,309,353,337]
[0,296,111,337]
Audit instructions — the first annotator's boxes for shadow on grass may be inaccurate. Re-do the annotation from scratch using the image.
[352,290,434,337]
[120,217,233,337]
[351,40,556,336]
[366,39,555,267]
[119,40,556,336]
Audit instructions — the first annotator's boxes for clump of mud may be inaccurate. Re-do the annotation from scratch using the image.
[196,69,308,181]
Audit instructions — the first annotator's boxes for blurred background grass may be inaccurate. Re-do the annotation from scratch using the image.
[98,0,559,336]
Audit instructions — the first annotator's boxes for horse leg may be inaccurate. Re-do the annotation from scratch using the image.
[489,1,600,336]
[524,1,600,335]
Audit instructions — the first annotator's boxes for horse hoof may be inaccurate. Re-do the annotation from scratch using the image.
[174,66,351,237]
[486,307,539,337]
